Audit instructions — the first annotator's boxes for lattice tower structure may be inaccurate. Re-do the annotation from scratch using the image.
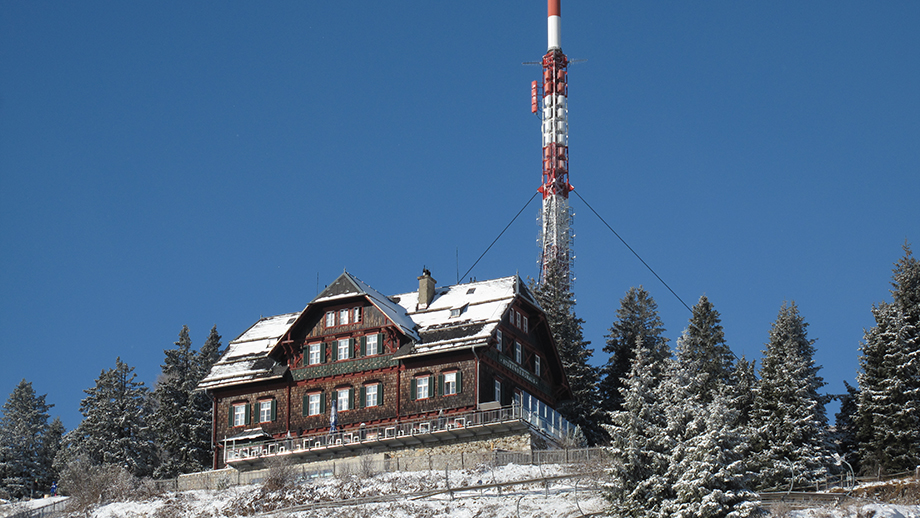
[535,0,574,288]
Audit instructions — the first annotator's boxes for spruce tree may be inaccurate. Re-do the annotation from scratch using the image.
[674,296,735,402]
[600,287,669,413]
[834,381,859,472]
[750,302,834,490]
[0,380,56,498]
[605,344,672,517]
[530,261,605,445]
[856,244,920,474]
[153,325,217,478]
[56,358,156,477]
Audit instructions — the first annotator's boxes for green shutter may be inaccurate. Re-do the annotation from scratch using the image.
[302,394,309,416]
[378,333,385,354]
[348,338,355,359]
[319,392,326,414]
[438,374,444,397]
[320,343,327,363]
[332,341,338,361]
[410,378,417,400]
[430,376,436,398]
[360,386,366,408]
[348,388,355,410]
[457,371,463,394]
[360,336,367,357]
[378,383,384,406]
[228,405,234,427]
[244,403,251,425]
[270,399,277,421]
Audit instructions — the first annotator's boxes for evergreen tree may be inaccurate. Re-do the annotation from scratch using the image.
[0,380,56,498]
[197,325,224,379]
[600,287,669,413]
[605,344,672,517]
[674,296,735,402]
[153,325,218,478]
[39,417,65,490]
[750,302,834,490]
[834,381,859,472]
[856,244,920,474]
[530,261,605,445]
[56,358,156,477]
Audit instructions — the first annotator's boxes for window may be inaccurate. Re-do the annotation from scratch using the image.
[353,307,361,323]
[515,311,521,328]
[337,338,351,360]
[522,315,528,333]
[258,400,276,423]
[534,356,542,377]
[232,403,248,427]
[364,334,379,356]
[494,379,502,404]
[443,372,458,395]
[515,342,523,364]
[416,376,430,400]
[339,308,350,325]
[496,330,503,352]
[306,392,322,416]
[325,311,335,328]
[364,383,379,407]
[336,387,353,411]
[308,343,322,365]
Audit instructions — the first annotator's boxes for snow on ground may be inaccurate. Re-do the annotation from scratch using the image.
[0,496,67,517]
[792,505,920,518]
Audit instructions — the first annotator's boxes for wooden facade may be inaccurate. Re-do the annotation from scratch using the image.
[200,271,572,469]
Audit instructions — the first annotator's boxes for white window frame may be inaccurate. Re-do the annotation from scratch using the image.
[353,307,361,323]
[444,372,458,395]
[337,388,351,411]
[417,376,430,400]
[307,393,321,416]
[308,343,321,365]
[232,403,246,427]
[522,315,528,333]
[515,342,523,364]
[339,308,350,325]
[258,400,273,423]
[337,338,350,360]
[325,311,335,328]
[366,334,379,356]
[494,379,502,404]
[534,356,542,377]
[365,383,379,407]
[496,330,503,352]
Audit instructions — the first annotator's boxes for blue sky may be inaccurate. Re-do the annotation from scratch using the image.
[1,1,918,430]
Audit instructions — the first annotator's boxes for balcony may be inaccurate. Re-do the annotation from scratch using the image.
[223,404,575,469]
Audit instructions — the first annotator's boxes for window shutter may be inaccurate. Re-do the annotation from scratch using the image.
[438,374,444,397]
[302,395,309,417]
[430,375,436,397]
[378,383,384,405]
[410,378,417,400]
[320,343,327,363]
[359,386,366,408]
[228,406,234,427]
[457,371,463,394]
[332,342,338,361]
[244,403,251,425]
[320,392,326,414]
[360,336,367,357]
[377,333,385,353]
[348,338,355,359]
[270,399,277,421]
[348,388,355,410]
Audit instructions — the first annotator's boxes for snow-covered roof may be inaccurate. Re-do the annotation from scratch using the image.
[197,312,298,391]
[199,273,534,391]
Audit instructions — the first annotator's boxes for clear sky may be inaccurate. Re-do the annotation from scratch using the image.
[1,1,918,431]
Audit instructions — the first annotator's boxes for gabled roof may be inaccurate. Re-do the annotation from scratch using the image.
[199,272,539,391]
[198,312,297,390]
[312,272,419,341]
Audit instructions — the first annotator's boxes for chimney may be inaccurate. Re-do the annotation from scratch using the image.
[418,268,436,310]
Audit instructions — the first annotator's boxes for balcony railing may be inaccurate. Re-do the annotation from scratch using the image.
[223,404,575,468]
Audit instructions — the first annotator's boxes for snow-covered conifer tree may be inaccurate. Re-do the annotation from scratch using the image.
[0,380,56,498]
[153,325,218,477]
[56,358,156,477]
[600,287,668,413]
[750,302,834,490]
[531,261,605,445]
[856,244,920,474]
[605,344,671,517]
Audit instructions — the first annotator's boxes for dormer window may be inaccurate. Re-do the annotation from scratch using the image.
[339,309,350,325]
[353,307,361,323]
[325,311,335,328]
[450,304,468,318]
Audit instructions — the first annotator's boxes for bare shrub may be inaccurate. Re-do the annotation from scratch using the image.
[57,456,163,512]
[263,457,296,492]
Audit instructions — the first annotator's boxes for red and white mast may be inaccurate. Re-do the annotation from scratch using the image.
[534,0,574,287]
